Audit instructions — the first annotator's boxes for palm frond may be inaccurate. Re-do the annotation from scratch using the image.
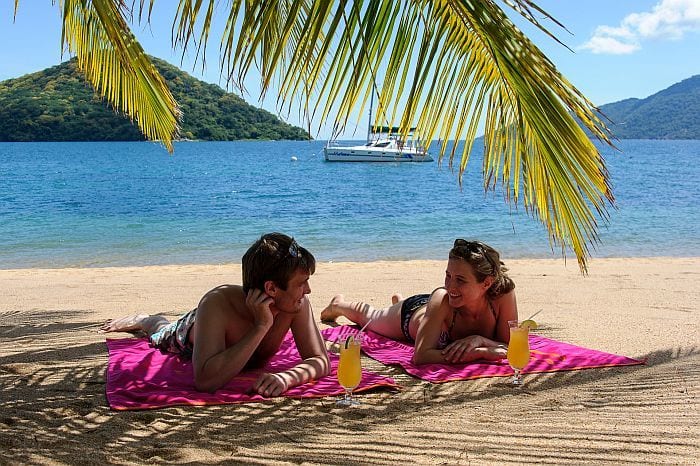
[178,0,611,270]
[60,0,180,152]
[59,0,613,271]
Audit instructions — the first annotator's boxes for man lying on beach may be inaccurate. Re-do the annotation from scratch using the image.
[321,239,518,365]
[100,232,330,396]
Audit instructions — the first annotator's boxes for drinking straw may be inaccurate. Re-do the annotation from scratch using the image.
[358,319,373,334]
[333,319,373,348]
[526,309,542,321]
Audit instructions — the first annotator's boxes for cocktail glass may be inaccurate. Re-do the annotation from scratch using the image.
[507,320,531,386]
[336,335,362,406]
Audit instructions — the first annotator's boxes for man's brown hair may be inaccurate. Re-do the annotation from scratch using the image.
[242,232,316,294]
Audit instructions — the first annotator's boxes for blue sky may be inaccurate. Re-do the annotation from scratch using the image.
[2,1,699,139]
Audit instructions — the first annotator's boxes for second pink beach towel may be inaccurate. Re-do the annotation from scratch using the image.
[322,325,644,383]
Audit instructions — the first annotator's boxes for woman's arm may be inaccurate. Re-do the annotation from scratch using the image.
[433,290,519,364]
[441,291,518,363]
[494,290,518,344]
[412,291,455,365]
[441,335,507,363]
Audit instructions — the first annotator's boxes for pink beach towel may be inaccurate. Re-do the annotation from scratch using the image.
[322,326,644,383]
[106,334,398,410]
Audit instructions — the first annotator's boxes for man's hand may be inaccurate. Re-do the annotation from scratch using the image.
[246,288,275,329]
[253,372,289,397]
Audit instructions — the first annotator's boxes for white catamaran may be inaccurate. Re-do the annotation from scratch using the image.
[324,95,433,162]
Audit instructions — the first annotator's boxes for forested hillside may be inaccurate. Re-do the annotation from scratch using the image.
[0,57,310,142]
[599,75,700,139]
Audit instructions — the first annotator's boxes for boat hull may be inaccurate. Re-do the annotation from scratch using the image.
[324,146,433,162]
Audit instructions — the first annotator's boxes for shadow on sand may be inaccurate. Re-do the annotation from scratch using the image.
[1,311,698,464]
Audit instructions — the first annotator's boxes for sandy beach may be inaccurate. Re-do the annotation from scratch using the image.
[0,257,698,464]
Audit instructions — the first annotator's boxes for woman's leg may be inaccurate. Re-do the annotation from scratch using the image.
[320,295,406,340]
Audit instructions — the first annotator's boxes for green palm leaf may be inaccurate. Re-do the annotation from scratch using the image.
[58,0,180,152]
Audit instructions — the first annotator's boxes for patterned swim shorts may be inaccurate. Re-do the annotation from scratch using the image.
[149,308,197,359]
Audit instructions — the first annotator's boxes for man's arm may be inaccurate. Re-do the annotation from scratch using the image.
[191,288,273,393]
[252,297,330,397]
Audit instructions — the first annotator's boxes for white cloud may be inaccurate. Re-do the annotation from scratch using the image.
[581,35,640,55]
[579,0,700,54]
[595,25,637,41]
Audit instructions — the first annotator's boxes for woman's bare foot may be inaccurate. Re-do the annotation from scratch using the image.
[391,293,403,305]
[320,295,344,322]
[98,314,150,333]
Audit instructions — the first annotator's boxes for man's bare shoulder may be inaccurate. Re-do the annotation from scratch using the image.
[198,285,247,314]
[202,284,244,298]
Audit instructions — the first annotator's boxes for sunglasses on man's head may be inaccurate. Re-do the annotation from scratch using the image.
[284,239,300,259]
[257,238,301,281]
[258,238,299,259]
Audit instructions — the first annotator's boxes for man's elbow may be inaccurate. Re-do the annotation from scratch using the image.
[194,374,221,393]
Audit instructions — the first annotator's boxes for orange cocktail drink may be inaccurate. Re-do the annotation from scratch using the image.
[507,320,531,386]
[338,339,361,388]
[337,335,362,405]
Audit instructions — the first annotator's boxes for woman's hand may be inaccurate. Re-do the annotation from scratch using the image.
[441,335,490,363]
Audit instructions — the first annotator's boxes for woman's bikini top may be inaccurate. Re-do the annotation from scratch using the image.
[437,299,496,350]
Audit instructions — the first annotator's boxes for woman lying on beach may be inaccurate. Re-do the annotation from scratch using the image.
[321,239,518,365]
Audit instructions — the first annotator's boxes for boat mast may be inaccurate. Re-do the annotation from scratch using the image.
[367,91,374,142]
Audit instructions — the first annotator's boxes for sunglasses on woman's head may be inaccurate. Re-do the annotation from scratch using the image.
[452,239,496,268]
[453,239,491,254]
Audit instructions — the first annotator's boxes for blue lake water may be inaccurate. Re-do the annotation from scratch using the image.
[0,139,698,268]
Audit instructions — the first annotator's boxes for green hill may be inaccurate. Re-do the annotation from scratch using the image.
[599,75,700,139]
[0,57,310,142]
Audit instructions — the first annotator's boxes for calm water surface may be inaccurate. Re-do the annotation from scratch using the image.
[0,139,698,268]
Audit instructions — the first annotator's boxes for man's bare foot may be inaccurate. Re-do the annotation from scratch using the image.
[98,314,150,333]
[391,293,403,305]
[320,295,344,322]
